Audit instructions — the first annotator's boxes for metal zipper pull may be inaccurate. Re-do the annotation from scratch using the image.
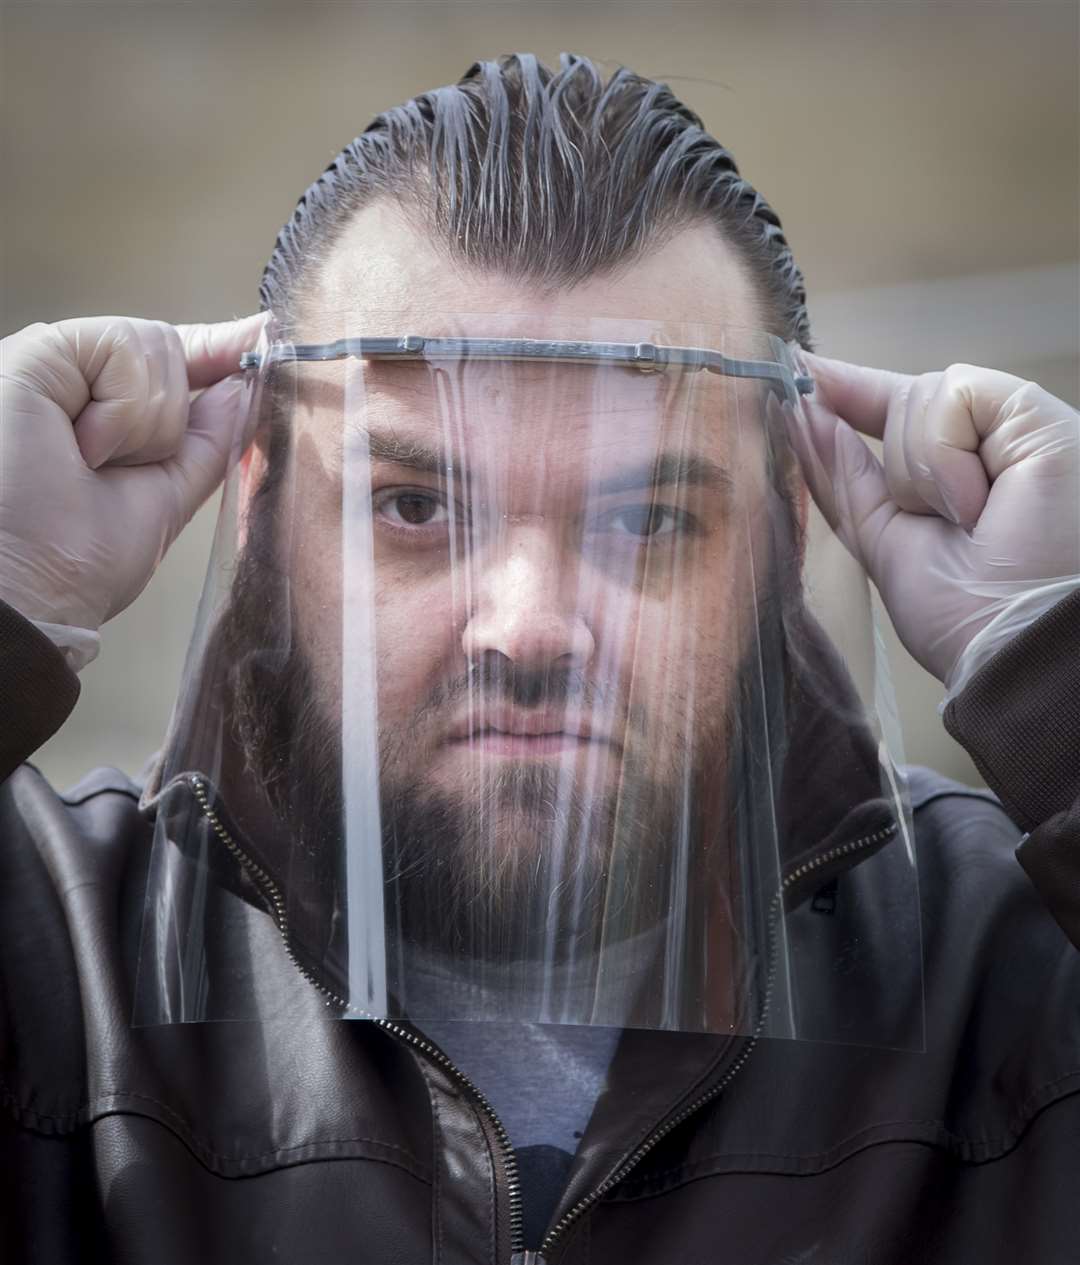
[510,1253,547,1265]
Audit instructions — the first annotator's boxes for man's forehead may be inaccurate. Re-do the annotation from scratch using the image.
[300,202,765,340]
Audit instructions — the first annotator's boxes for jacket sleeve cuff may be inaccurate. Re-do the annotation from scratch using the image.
[943,588,1080,948]
[0,599,81,783]
[1011,801,1080,950]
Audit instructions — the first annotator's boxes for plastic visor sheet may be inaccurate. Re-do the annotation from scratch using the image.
[136,314,924,1049]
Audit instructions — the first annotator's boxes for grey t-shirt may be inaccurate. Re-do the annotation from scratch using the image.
[421,1019,622,1247]
[408,929,661,1244]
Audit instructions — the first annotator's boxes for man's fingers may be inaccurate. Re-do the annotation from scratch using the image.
[806,354,1033,528]
[779,394,895,579]
[53,316,165,468]
[832,420,898,581]
[74,321,190,468]
[927,364,1046,481]
[177,313,267,390]
[47,313,264,470]
[900,369,988,526]
[781,393,897,577]
[775,393,844,535]
[803,354,913,440]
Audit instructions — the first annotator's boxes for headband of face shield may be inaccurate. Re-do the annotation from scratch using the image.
[136,312,924,1050]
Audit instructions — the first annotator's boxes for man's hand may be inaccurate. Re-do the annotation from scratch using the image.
[787,355,1080,693]
[0,314,264,645]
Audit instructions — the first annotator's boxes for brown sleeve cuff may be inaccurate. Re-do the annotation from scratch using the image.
[1015,800,1080,950]
[943,588,1080,833]
[0,600,81,783]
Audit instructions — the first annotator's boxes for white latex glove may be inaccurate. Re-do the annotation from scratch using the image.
[786,356,1080,698]
[0,314,265,670]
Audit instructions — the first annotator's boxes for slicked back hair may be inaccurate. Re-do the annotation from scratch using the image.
[260,53,810,345]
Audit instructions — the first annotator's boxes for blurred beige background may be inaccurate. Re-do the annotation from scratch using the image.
[4,0,1078,791]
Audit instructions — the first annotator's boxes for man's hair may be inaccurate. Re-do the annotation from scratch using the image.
[259,52,810,346]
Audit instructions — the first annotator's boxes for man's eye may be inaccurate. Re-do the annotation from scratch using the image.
[375,489,450,528]
[607,505,685,539]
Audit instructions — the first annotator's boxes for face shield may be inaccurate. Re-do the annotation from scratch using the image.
[136,312,924,1050]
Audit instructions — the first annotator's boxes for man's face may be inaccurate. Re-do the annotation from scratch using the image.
[239,206,785,963]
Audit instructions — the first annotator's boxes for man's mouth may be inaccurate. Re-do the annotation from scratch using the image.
[446,706,609,756]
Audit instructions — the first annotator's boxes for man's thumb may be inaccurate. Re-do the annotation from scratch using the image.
[178,313,268,391]
[783,392,895,575]
[164,373,252,535]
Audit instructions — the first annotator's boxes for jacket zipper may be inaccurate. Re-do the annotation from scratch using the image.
[190,774,894,1264]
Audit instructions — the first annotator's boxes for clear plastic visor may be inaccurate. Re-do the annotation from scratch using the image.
[137,313,923,1049]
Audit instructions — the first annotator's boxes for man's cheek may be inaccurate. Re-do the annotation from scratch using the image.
[294,558,344,666]
[373,581,458,709]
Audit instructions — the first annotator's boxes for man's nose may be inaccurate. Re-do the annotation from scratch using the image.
[461,527,595,670]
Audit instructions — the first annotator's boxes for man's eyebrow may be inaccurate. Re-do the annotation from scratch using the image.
[356,431,732,495]
[588,453,735,496]
[356,429,449,475]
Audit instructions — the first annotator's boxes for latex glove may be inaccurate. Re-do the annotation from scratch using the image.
[0,314,264,670]
[786,356,1080,699]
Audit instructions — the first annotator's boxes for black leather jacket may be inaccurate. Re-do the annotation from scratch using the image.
[3,594,1080,1265]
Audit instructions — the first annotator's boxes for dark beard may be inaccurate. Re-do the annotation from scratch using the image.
[378,761,696,1021]
[379,736,694,965]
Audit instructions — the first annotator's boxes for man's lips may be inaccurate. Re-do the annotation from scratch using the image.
[445,706,612,753]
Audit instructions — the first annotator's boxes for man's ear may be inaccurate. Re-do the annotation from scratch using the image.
[792,469,810,567]
[236,441,269,552]
[765,390,812,568]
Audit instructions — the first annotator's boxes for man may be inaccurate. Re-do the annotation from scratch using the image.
[2,54,1078,1264]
